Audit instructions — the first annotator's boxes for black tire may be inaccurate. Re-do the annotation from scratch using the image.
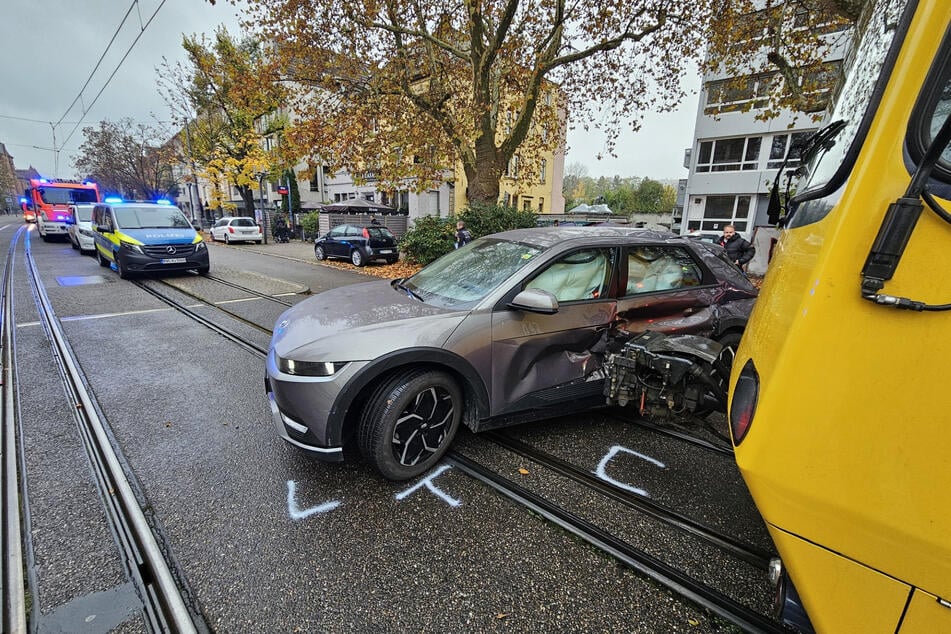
[70,237,79,250]
[315,245,326,261]
[196,265,210,275]
[96,248,110,267]
[256,240,262,245]
[224,234,231,244]
[116,253,131,279]
[358,369,462,480]
[715,331,743,379]
[385,257,398,265]
[351,249,365,267]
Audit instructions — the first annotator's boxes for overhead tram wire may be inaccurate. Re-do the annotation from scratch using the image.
[53,1,139,129]
[58,0,170,152]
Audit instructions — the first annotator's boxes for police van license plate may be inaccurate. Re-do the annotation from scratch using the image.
[162,257,187,264]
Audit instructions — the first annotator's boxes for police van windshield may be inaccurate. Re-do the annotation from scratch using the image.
[113,206,192,230]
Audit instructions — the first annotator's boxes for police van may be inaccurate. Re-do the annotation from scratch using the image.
[92,199,209,278]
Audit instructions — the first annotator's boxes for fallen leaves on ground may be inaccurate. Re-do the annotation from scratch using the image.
[316,258,424,280]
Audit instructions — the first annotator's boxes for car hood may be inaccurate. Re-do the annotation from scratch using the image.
[271,279,468,361]
[120,228,198,244]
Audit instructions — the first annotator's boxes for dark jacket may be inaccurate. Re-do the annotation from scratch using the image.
[717,233,755,266]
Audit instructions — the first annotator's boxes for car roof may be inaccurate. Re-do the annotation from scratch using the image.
[488,226,684,249]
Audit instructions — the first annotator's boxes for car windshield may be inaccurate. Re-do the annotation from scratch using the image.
[113,205,192,229]
[403,238,544,309]
[38,187,97,204]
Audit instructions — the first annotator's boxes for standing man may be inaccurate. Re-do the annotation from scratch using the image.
[717,224,755,269]
[454,221,472,249]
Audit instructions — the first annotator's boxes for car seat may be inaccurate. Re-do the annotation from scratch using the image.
[526,251,608,301]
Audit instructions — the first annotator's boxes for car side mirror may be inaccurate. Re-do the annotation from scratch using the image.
[96,224,110,233]
[509,288,559,314]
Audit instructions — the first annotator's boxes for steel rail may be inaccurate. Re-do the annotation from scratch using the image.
[200,274,295,307]
[24,237,199,633]
[131,280,269,357]
[2,227,27,633]
[608,412,735,457]
[485,431,774,570]
[446,451,784,634]
[146,278,276,336]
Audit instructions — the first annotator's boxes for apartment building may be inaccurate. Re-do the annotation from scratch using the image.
[679,3,853,261]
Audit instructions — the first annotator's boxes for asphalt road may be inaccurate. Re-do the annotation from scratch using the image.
[7,219,773,633]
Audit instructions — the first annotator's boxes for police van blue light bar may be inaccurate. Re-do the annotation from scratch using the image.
[155,199,172,205]
[104,197,124,203]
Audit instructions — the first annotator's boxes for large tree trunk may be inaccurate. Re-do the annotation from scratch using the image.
[238,185,256,217]
[465,134,505,205]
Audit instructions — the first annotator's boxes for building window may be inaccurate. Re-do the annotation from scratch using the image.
[767,131,815,169]
[522,197,533,211]
[309,171,320,192]
[540,159,547,184]
[538,198,544,213]
[705,74,776,114]
[687,195,752,233]
[505,155,519,178]
[696,137,762,172]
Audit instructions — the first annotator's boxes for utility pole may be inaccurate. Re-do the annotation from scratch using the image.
[183,120,203,225]
[258,173,268,244]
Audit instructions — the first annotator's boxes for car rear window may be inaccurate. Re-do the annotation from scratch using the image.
[232,218,256,227]
[366,227,394,239]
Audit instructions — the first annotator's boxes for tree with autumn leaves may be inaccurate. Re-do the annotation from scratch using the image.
[228,0,857,208]
[161,27,288,216]
[73,119,178,200]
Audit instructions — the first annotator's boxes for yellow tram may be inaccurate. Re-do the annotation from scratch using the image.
[729,0,951,631]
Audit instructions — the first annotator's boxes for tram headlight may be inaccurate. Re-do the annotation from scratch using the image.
[729,359,759,445]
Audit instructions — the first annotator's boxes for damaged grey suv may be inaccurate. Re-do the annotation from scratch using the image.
[266,226,757,480]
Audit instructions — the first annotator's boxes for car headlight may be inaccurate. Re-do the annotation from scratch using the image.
[195,241,206,251]
[120,241,144,254]
[278,357,347,377]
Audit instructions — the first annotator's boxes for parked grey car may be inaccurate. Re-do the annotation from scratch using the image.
[266,226,757,480]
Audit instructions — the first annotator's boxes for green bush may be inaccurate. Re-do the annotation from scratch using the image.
[399,215,455,265]
[457,202,537,237]
[299,211,320,240]
[399,203,538,265]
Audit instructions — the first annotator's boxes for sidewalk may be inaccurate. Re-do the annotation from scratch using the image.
[203,233,421,279]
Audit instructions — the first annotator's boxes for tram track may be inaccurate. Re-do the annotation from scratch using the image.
[445,450,783,633]
[5,230,206,632]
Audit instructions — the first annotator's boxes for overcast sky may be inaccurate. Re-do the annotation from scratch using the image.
[1,0,700,183]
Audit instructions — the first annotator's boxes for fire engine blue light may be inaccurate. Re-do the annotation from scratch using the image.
[83,180,96,186]
[104,197,123,203]
[155,198,172,205]
[19,198,26,204]
[38,178,48,183]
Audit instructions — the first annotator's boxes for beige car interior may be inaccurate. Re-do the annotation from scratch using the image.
[526,250,609,301]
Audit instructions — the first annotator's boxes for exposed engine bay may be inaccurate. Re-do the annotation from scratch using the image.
[603,330,731,422]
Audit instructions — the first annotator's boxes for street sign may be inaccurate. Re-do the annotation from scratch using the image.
[277,186,289,195]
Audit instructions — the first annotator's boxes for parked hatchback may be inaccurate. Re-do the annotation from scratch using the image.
[313,224,399,266]
[210,216,263,244]
[267,226,757,480]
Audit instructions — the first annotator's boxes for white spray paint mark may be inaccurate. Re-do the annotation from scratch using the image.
[286,480,341,520]
[595,445,666,497]
[395,464,461,507]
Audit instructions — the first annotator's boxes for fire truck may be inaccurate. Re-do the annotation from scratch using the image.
[22,178,100,240]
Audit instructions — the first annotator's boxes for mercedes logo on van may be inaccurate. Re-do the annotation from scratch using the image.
[166,246,177,254]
